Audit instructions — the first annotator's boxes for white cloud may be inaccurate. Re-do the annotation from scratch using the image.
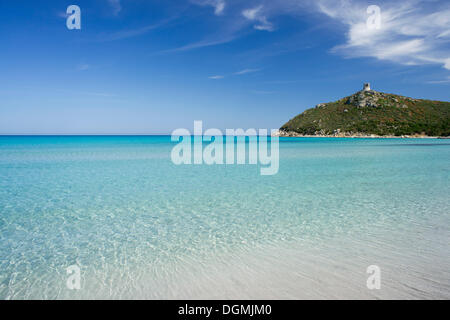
[242,5,274,32]
[234,68,261,75]
[157,0,450,71]
[242,6,260,20]
[315,0,450,70]
[209,75,224,79]
[192,0,226,16]
[214,1,226,15]
[108,0,122,16]
[207,68,261,79]
[445,58,450,70]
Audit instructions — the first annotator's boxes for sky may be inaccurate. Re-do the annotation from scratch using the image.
[0,0,449,134]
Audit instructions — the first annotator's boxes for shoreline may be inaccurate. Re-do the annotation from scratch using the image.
[272,130,446,139]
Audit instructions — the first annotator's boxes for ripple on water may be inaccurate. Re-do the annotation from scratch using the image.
[0,137,449,299]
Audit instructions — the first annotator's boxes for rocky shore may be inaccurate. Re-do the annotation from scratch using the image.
[272,129,439,139]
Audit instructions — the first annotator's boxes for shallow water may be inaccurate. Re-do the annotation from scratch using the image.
[0,136,449,299]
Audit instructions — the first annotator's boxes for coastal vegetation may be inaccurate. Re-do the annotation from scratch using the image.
[280,87,450,137]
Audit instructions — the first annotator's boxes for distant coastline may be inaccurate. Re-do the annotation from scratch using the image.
[278,83,450,139]
[272,129,446,139]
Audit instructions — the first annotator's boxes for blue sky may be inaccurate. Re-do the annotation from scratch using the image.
[0,0,449,134]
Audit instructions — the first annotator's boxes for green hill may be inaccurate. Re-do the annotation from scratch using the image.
[280,85,450,137]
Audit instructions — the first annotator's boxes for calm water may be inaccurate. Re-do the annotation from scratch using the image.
[0,136,449,299]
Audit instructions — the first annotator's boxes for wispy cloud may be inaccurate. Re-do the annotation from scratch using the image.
[97,18,174,42]
[214,1,226,15]
[208,75,224,79]
[427,76,450,84]
[208,68,261,79]
[234,68,261,75]
[156,2,272,54]
[154,15,252,54]
[445,59,450,70]
[52,88,118,98]
[108,0,122,16]
[191,0,226,15]
[251,90,276,94]
[155,0,450,74]
[57,11,68,18]
[263,80,298,84]
[81,91,117,97]
[242,5,274,31]
[76,63,90,71]
[315,0,450,70]
[157,34,238,54]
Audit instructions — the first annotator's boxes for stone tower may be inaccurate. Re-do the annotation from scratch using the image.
[363,83,371,91]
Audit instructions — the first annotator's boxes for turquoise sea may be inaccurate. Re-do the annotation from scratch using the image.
[0,136,449,299]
